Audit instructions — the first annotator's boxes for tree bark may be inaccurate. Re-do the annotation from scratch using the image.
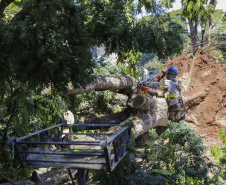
[201,0,217,53]
[189,21,198,55]
[66,76,169,138]
[68,76,136,95]
[43,75,168,138]
[122,97,168,138]
[83,95,168,138]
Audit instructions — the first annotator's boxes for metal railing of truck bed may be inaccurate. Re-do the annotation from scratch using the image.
[8,120,132,173]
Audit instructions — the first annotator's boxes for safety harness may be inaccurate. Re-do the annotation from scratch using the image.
[159,80,186,112]
[159,81,180,99]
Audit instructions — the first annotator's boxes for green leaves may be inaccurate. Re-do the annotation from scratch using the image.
[182,0,212,23]
[211,128,226,164]
[90,121,220,184]
[1,0,95,93]
[0,1,186,182]
[143,121,218,184]
[135,14,185,59]
[148,128,158,140]
[218,128,226,144]
[210,128,226,181]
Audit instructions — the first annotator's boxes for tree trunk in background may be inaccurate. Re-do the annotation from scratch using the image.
[201,0,217,53]
[189,22,198,55]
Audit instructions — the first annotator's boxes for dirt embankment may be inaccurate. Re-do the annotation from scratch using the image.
[159,52,226,147]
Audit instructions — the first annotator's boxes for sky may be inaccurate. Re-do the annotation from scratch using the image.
[169,0,226,12]
[136,0,226,19]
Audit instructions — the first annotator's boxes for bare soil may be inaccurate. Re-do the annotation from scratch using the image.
[158,51,226,148]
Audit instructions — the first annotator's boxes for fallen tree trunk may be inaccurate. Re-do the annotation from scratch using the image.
[84,109,132,125]
[64,76,169,138]
[129,98,168,138]
[68,76,136,95]
[82,95,168,138]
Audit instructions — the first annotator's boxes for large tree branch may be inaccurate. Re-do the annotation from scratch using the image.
[128,98,168,138]
[83,97,168,138]
[0,0,14,15]
[45,75,168,138]
[68,76,136,95]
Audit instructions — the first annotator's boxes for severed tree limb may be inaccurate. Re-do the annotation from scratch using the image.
[125,97,168,138]
[68,76,136,95]
[82,96,168,138]
[45,75,168,138]
[126,95,168,137]
[46,75,167,138]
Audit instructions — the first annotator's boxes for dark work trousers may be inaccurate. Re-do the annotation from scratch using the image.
[168,103,186,123]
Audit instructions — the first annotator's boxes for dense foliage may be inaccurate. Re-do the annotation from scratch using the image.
[169,7,225,64]
[0,0,185,181]
[211,128,226,182]
[137,53,166,72]
[90,121,220,185]
[0,0,224,183]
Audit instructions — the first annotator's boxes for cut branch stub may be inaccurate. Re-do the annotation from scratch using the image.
[133,95,150,109]
[128,95,156,111]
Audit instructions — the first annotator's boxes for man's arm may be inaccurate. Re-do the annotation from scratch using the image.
[144,81,164,90]
[148,88,164,97]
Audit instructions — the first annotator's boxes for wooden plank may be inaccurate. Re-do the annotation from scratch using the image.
[23,162,106,170]
[18,150,104,156]
[64,133,113,136]
[66,124,122,127]
[14,141,25,168]
[77,169,86,185]
[122,131,127,154]
[17,141,100,145]
[22,158,106,164]
[113,140,118,161]
[16,123,65,141]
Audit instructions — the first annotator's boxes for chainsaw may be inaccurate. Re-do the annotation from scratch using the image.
[137,81,156,97]
[137,70,166,97]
